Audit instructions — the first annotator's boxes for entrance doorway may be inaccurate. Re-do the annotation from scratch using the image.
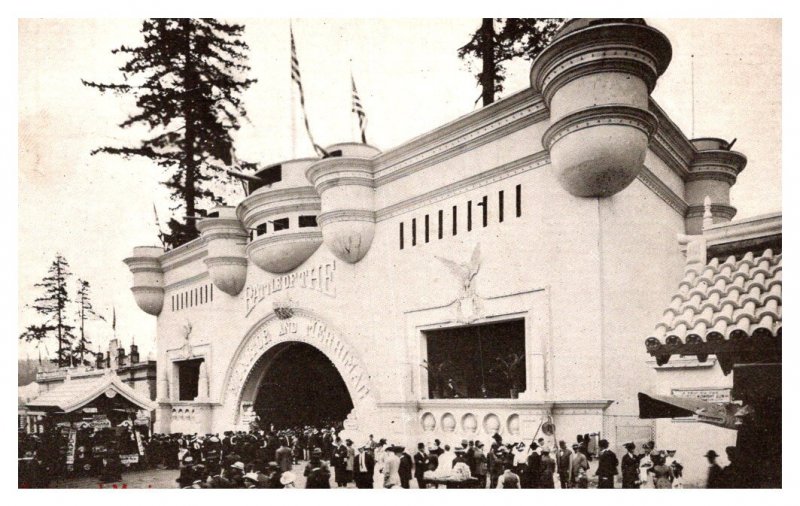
[253,342,354,428]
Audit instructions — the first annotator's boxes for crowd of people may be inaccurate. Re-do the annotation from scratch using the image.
[19,423,744,489]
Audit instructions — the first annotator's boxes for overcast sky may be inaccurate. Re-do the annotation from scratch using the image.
[17,18,781,360]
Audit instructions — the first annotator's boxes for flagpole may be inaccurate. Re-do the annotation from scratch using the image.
[350,68,356,142]
[290,20,297,159]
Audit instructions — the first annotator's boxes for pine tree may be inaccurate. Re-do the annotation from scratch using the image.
[74,279,105,366]
[458,18,565,106]
[19,254,76,367]
[83,18,257,248]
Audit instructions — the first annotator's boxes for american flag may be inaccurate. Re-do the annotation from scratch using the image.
[290,26,326,158]
[351,73,367,144]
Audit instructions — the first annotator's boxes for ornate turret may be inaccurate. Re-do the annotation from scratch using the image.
[197,206,248,295]
[237,158,324,273]
[123,246,165,316]
[531,18,672,197]
[684,138,746,234]
[306,143,381,263]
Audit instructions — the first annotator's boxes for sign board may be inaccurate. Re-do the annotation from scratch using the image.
[82,407,98,414]
[91,415,112,429]
[120,454,139,466]
[671,388,731,404]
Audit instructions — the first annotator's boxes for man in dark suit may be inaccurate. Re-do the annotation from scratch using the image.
[354,445,375,489]
[556,440,572,488]
[399,447,413,488]
[526,442,542,489]
[620,442,640,488]
[596,439,619,488]
[414,442,429,489]
[705,450,724,488]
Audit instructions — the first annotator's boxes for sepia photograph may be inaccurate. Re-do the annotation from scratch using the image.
[14,5,787,496]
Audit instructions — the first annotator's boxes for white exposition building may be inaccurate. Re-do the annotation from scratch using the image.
[124,19,773,480]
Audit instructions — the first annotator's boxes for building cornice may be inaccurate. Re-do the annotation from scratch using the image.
[637,166,689,216]
[376,151,550,222]
[163,271,210,292]
[648,99,695,178]
[160,243,207,272]
[373,89,548,187]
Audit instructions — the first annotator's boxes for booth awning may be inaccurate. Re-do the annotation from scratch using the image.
[637,392,742,430]
[644,249,781,374]
[26,371,156,413]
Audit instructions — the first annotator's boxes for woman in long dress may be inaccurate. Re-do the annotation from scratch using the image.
[638,446,654,489]
[372,440,386,489]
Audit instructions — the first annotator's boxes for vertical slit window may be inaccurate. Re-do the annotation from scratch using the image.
[399,222,405,250]
[210,284,214,302]
[452,206,458,236]
[516,184,522,217]
[424,215,430,243]
[481,195,488,227]
[499,190,505,222]
[467,201,472,231]
[438,210,444,239]
[412,218,417,246]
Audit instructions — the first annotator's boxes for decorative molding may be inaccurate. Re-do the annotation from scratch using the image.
[531,22,672,103]
[164,272,209,292]
[245,202,322,228]
[376,108,548,187]
[317,176,375,193]
[637,166,689,215]
[376,151,550,222]
[375,89,540,168]
[204,256,248,268]
[686,203,737,221]
[160,246,207,272]
[318,209,376,225]
[305,157,374,186]
[542,104,658,150]
[246,230,324,248]
[237,187,320,226]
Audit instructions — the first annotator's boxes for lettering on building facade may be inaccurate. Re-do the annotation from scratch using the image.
[244,260,336,316]
[224,311,373,426]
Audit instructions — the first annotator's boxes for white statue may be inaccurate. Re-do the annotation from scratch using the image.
[436,243,484,323]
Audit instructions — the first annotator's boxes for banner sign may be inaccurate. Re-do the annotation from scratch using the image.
[66,430,77,467]
[135,430,145,456]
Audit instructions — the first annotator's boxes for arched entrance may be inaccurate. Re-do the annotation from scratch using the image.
[252,342,354,427]
[219,309,377,432]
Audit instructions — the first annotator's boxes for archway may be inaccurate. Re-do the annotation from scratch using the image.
[219,309,377,432]
[253,342,354,428]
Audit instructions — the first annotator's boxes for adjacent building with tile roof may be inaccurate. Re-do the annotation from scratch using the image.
[643,211,781,486]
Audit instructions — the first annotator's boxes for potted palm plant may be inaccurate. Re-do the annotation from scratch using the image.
[493,352,525,398]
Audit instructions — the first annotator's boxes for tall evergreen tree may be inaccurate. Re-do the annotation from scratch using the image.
[458,18,565,106]
[74,279,105,365]
[19,254,76,367]
[83,18,257,248]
